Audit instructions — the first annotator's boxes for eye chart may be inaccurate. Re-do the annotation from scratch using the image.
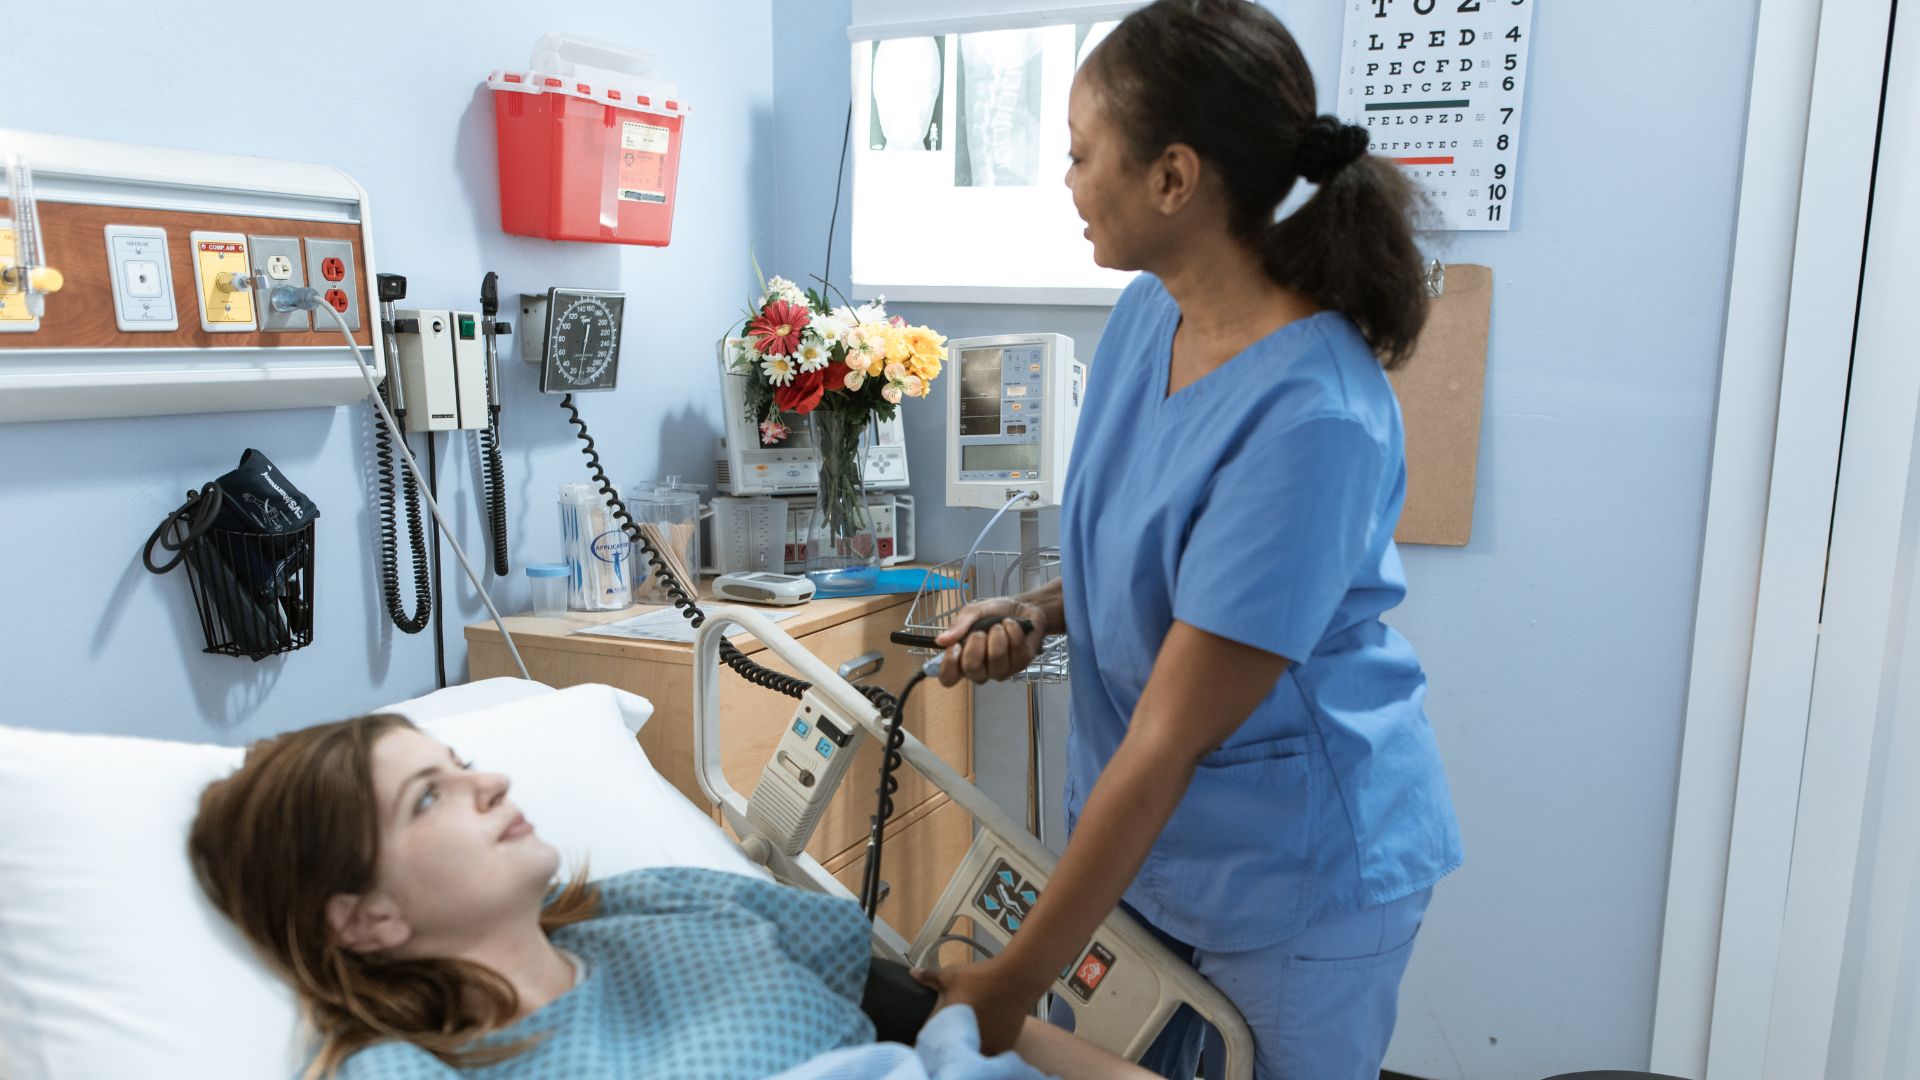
[1336,0,1537,231]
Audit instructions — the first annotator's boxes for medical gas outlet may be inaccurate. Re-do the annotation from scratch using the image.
[190,231,256,332]
[393,308,491,432]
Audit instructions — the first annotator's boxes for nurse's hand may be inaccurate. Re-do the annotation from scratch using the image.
[934,597,1050,687]
[912,956,1041,1057]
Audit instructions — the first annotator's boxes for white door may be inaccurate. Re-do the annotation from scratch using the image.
[1657,2,1920,1076]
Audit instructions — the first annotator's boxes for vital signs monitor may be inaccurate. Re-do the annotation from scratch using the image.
[945,334,1084,510]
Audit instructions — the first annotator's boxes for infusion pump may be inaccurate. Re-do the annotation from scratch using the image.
[946,333,1084,510]
[715,342,909,495]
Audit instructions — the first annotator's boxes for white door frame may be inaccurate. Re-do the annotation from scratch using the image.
[1766,5,1920,1073]
[1653,0,1899,1076]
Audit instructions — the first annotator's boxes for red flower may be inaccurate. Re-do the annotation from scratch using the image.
[747,300,809,357]
[774,368,827,414]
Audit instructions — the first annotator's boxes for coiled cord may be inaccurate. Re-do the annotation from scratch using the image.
[559,395,824,698]
[558,393,909,913]
[479,399,510,578]
[863,668,924,919]
[374,380,432,634]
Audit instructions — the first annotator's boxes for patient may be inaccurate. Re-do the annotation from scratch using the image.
[188,714,1143,1080]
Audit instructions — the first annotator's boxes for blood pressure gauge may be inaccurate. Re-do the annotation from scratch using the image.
[520,287,625,393]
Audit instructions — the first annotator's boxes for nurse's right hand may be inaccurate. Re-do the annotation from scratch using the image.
[934,597,1050,687]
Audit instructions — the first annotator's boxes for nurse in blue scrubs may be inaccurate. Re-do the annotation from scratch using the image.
[918,2,1464,1077]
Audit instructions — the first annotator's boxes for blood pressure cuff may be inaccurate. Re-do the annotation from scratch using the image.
[207,449,320,600]
[862,956,940,1045]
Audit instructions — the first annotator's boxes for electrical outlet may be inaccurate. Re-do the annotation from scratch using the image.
[302,237,361,332]
[247,235,308,332]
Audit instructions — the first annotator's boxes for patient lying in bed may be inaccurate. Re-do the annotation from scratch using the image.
[186,713,1141,1080]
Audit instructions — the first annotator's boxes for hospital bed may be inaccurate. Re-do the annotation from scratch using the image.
[0,607,1251,1079]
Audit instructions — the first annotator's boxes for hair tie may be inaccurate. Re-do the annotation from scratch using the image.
[1293,116,1370,184]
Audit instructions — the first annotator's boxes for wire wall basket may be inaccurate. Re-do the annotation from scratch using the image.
[898,549,1070,683]
[145,489,317,661]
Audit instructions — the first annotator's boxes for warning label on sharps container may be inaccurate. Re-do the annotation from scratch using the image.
[618,121,670,203]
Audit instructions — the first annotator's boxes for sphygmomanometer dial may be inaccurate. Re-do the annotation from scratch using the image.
[541,289,624,393]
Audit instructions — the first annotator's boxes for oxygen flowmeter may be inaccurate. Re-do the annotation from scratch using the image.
[0,155,64,333]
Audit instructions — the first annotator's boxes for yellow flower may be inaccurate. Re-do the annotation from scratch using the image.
[908,353,942,382]
[883,326,913,364]
[905,325,948,363]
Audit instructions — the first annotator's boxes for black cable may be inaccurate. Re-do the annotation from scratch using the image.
[142,484,223,575]
[560,392,907,913]
[861,616,1029,916]
[558,393,863,700]
[478,271,510,578]
[375,380,431,633]
[426,433,447,690]
[863,668,926,918]
[823,102,853,295]
[479,412,509,577]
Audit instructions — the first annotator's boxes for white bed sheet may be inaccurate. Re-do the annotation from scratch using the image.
[0,679,760,1080]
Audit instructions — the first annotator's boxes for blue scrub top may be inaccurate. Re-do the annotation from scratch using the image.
[1059,274,1463,952]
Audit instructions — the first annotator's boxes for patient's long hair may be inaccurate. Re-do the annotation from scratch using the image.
[186,714,599,1078]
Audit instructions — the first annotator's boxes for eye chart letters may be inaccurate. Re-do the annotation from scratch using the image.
[1336,1,1537,231]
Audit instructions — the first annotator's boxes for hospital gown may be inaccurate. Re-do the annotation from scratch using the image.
[333,867,876,1080]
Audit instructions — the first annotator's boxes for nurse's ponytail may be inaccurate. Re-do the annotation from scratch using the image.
[1261,141,1429,369]
[1082,0,1429,368]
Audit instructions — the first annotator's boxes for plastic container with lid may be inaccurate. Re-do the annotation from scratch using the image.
[525,562,570,617]
[630,476,704,604]
[487,33,689,246]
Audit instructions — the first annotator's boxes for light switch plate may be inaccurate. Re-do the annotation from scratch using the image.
[104,224,179,332]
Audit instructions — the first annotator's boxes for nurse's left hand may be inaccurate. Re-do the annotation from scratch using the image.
[912,956,1041,1056]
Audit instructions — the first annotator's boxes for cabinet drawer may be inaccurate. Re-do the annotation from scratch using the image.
[826,794,974,954]
[718,613,971,861]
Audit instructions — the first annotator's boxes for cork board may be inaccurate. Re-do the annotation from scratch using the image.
[1389,264,1492,547]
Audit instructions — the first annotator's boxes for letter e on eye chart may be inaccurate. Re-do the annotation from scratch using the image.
[1336,0,1537,231]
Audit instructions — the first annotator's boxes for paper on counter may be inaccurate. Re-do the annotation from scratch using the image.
[571,605,801,644]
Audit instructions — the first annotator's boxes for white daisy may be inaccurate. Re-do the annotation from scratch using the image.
[761,354,797,386]
[796,339,829,373]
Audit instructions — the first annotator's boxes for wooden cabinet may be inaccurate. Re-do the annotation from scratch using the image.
[465,589,973,914]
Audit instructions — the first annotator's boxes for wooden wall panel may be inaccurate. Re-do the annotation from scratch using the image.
[0,196,371,349]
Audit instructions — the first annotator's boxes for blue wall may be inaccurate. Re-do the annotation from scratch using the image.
[774,2,1759,1078]
[0,1,774,740]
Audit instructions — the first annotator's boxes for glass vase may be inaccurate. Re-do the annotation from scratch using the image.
[802,409,882,593]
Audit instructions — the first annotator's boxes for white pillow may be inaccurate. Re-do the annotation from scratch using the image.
[0,681,760,1080]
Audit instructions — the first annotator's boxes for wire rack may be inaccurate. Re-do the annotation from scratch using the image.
[900,549,1070,683]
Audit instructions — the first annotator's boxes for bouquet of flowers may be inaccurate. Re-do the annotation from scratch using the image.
[727,272,947,580]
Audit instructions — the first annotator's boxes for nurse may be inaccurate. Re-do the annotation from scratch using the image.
[919,2,1464,1078]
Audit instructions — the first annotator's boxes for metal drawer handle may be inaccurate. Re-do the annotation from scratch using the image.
[838,650,885,681]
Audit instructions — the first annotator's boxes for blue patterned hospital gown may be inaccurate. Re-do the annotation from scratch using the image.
[333,868,877,1079]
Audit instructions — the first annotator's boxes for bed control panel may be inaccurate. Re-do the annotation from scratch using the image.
[744,690,865,857]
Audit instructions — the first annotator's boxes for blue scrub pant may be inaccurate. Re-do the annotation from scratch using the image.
[1052,889,1432,1080]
